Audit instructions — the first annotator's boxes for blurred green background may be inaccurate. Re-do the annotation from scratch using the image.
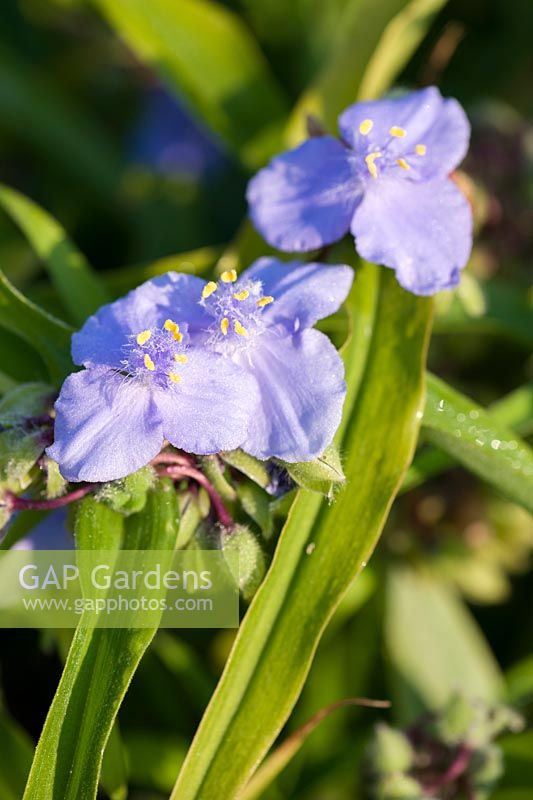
[0,0,532,798]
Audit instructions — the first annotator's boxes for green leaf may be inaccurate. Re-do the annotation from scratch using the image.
[22,481,180,800]
[357,0,449,100]
[385,566,503,723]
[241,697,389,800]
[220,449,271,489]
[403,381,533,492]
[279,444,345,497]
[0,184,109,326]
[286,0,448,144]
[422,373,533,513]
[0,270,73,385]
[92,0,289,167]
[0,708,34,800]
[170,266,432,799]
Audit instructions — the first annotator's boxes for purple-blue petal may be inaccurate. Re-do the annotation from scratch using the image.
[351,177,473,296]
[338,87,442,151]
[247,136,363,252]
[409,97,470,179]
[239,329,346,462]
[243,258,353,330]
[47,368,164,482]
[155,349,259,454]
[72,272,209,368]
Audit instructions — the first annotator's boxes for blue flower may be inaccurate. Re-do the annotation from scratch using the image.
[48,273,260,483]
[247,87,473,296]
[195,258,353,462]
[48,261,353,482]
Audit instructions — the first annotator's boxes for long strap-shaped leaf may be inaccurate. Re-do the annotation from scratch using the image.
[170,266,432,799]
[92,0,289,168]
[0,270,73,385]
[0,183,109,326]
[422,373,533,514]
[23,481,179,800]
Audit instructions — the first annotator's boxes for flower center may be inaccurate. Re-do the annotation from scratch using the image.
[358,118,428,179]
[200,270,274,354]
[121,319,190,388]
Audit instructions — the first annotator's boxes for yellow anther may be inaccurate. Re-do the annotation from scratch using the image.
[164,319,183,342]
[415,144,427,156]
[233,290,250,301]
[220,317,229,335]
[396,158,410,171]
[365,152,382,179]
[257,295,274,308]
[202,281,218,299]
[221,269,237,283]
[174,354,188,364]
[168,372,182,384]
[389,126,406,138]
[234,321,248,337]
[144,354,155,371]
[136,330,152,346]
[359,119,373,136]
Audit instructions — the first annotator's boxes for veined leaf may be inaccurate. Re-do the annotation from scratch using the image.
[92,0,289,167]
[0,270,73,385]
[23,481,180,800]
[403,382,533,492]
[422,374,533,513]
[0,184,109,326]
[171,266,432,799]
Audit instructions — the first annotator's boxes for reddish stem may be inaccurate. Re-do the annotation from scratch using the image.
[5,484,96,512]
[157,465,234,529]
[424,743,472,794]
[151,452,196,468]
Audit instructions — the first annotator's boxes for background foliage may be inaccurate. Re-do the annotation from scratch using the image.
[0,0,531,798]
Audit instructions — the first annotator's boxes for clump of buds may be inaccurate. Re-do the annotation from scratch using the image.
[363,693,523,799]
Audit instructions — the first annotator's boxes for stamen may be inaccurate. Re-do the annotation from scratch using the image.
[415,144,427,156]
[359,119,373,136]
[389,126,406,138]
[257,296,274,308]
[221,269,237,283]
[365,152,382,179]
[396,158,410,171]
[168,373,182,384]
[136,330,152,346]
[144,354,155,371]
[164,319,183,342]
[233,289,250,301]
[174,354,188,364]
[234,321,248,337]
[220,317,229,335]
[202,281,218,299]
